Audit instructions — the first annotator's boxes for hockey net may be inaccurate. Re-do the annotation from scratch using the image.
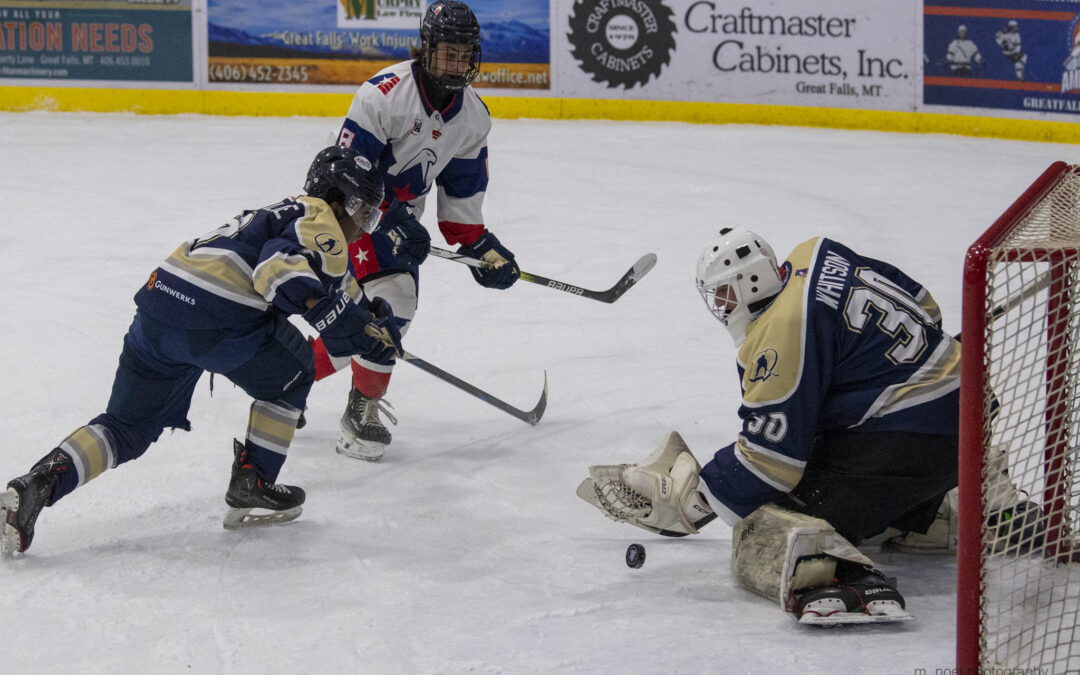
[959,161,1080,673]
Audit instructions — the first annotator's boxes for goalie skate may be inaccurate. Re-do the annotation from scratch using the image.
[795,567,912,626]
[224,440,304,530]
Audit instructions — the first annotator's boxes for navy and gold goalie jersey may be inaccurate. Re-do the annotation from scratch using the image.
[134,196,359,329]
[699,237,961,524]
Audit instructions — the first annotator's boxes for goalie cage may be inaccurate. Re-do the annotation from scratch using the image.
[959,161,1080,673]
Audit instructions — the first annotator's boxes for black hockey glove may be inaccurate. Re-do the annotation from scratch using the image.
[303,291,402,365]
[382,200,430,267]
[459,231,520,290]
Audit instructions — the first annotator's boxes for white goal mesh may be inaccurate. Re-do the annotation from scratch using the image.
[959,162,1080,672]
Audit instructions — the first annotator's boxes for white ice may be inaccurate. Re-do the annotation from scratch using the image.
[1,111,1078,674]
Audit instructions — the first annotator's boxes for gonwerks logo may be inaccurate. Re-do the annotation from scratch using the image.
[567,0,677,89]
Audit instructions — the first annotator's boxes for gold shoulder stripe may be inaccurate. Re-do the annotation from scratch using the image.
[297,196,349,278]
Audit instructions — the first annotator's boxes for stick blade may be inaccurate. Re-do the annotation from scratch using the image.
[596,253,658,303]
[524,371,549,426]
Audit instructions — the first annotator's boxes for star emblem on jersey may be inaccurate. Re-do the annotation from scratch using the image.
[314,233,343,256]
[567,0,677,89]
[748,349,779,382]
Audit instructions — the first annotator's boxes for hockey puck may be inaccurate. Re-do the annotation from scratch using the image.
[625,543,646,568]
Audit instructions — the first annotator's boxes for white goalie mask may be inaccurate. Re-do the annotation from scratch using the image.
[695,226,783,345]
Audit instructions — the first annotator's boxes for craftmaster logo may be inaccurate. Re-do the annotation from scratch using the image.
[338,0,425,30]
[568,0,677,89]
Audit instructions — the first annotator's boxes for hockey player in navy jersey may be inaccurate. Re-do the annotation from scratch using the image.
[0,146,403,558]
[307,0,519,462]
[579,227,971,624]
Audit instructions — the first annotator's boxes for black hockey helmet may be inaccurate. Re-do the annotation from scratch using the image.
[420,1,481,91]
[304,146,384,233]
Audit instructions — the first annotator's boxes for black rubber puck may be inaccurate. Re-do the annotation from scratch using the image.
[625,543,646,568]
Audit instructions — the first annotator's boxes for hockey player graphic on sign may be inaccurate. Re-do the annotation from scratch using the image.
[946,24,983,77]
[0,147,404,557]
[579,227,1035,624]
[307,0,521,463]
[995,20,1027,81]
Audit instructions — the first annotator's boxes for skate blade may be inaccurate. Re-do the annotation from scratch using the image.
[798,602,913,626]
[222,505,302,531]
[0,488,20,560]
[335,431,385,462]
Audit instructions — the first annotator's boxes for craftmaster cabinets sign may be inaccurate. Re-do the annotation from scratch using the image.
[0,0,192,81]
[207,0,550,89]
[561,0,917,109]
[924,1,1080,115]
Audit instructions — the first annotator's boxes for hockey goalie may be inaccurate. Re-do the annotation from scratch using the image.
[579,227,977,625]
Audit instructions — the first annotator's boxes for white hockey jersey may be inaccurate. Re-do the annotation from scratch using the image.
[336,59,491,247]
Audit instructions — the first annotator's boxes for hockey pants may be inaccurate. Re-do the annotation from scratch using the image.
[41,311,313,504]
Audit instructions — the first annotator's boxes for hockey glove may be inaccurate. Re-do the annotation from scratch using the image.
[382,200,430,267]
[459,231,520,290]
[302,291,401,365]
[363,296,404,366]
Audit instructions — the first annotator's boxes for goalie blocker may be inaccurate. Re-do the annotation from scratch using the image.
[577,432,910,625]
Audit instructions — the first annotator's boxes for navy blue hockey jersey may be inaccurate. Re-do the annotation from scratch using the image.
[700,237,961,524]
[135,196,360,329]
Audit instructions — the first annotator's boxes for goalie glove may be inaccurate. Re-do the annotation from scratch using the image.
[576,431,717,537]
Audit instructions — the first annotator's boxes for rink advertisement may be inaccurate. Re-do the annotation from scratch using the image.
[207,0,550,89]
[560,0,917,109]
[923,0,1080,115]
[0,0,192,82]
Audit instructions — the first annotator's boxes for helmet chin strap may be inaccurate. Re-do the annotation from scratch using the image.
[419,60,457,110]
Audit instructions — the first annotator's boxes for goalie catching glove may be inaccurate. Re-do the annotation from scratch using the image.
[303,290,402,365]
[576,431,717,537]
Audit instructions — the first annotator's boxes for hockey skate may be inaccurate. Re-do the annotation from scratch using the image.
[794,564,912,625]
[223,440,305,530]
[336,387,397,462]
[1,468,59,559]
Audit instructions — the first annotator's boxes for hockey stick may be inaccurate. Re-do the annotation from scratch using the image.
[954,269,1052,340]
[400,350,548,426]
[989,269,1052,322]
[428,246,658,304]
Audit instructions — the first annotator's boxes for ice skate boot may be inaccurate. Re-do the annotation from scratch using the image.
[1,462,61,559]
[795,564,911,625]
[336,387,397,462]
[223,440,305,530]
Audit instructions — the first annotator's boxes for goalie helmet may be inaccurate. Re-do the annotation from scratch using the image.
[695,226,783,345]
[420,1,482,92]
[304,146,385,234]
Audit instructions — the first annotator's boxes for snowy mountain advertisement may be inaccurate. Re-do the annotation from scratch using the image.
[923,1,1080,115]
[0,0,192,82]
[559,0,917,109]
[207,0,550,89]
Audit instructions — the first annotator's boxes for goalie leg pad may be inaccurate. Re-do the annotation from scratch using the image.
[577,431,717,537]
[731,504,874,610]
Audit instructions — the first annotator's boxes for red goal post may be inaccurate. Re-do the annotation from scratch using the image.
[959,161,1080,672]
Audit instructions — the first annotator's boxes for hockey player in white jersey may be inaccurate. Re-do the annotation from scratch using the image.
[946,24,983,77]
[308,0,519,462]
[579,227,971,624]
[995,20,1027,80]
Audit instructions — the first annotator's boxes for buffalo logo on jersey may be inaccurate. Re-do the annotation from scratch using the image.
[315,233,343,256]
[748,348,779,383]
[567,0,677,89]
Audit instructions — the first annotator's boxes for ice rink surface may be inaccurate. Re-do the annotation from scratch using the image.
[1,111,1079,673]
